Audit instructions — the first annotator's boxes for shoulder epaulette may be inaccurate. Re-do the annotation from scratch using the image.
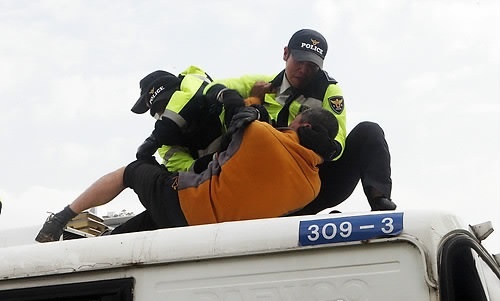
[322,70,338,84]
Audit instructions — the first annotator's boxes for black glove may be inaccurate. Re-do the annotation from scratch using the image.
[192,153,215,174]
[251,104,270,123]
[136,134,160,160]
[152,118,184,146]
[297,125,337,161]
[218,106,259,153]
[219,89,245,128]
[220,89,245,108]
[218,105,269,153]
[228,106,261,133]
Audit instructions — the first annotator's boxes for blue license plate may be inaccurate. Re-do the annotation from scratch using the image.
[299,212,404,246]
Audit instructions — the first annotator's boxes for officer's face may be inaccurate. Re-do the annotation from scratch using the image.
[283,48,319,89]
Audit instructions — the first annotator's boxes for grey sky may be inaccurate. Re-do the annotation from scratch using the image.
[0,0,499,252]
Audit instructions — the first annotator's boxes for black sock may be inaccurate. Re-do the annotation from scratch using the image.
[54,205,78,225]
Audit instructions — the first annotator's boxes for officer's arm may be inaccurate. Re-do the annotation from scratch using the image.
[135,117,184,160]
[323,84,347,161]
[159,145,216,174]
[158,145,196,172]
[204,74,274,98]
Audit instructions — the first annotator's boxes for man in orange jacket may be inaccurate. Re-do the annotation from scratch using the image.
[35,107,338,242]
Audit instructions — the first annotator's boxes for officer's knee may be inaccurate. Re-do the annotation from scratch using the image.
[352,121,385,138]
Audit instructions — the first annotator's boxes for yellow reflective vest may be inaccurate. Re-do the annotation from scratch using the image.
[205,70,346,160]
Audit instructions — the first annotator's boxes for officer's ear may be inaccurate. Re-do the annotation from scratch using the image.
[283,47,291,61]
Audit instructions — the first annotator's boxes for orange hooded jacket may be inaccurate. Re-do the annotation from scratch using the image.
[177,121,322,225]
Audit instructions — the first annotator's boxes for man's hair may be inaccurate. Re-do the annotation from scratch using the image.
[297,108,339,161]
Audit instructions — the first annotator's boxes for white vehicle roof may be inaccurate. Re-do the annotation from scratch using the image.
[0,209,472,281]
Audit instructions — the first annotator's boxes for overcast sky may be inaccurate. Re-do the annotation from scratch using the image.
[0,0,499,252]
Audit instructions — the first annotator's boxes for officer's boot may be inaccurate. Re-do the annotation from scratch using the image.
[369,196,397,211]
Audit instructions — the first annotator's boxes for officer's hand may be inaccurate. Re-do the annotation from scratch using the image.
[248,81,272,104]
[219,105,269,153]
[136,134,160,160]
[228,106,261,132]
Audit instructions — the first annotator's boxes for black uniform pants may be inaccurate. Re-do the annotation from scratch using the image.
[110,158,188,235]
[290,121,392,215]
